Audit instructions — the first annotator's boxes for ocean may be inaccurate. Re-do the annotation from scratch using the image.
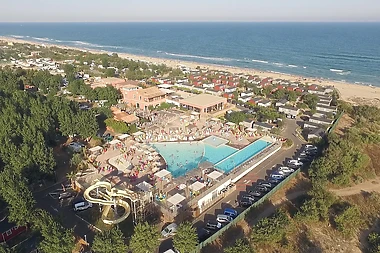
[1,22,379,86]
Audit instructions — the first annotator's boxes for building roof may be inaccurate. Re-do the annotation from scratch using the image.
[114,112,139,124]
[255,122,274,129]
[309,116,334,124]
[315,104,337,110]
[137,87,165,99]
[279,106,299,112]
[180,94,226,108]
[167,193,186,206]
[258,99,271,104]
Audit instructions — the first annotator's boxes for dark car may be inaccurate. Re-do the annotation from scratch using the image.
[242,195,256,203]
[197,228,212,242]
[267,178,282,185]
[205,221,222,231]
[298,156,313,163]
[255,185,269,192]
[258,181,274,188]
[247,190,264,197]
[239,198,253,207]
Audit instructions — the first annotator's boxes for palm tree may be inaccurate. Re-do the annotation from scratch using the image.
[66,171,77,189]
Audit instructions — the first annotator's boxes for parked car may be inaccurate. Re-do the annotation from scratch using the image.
[305,144,317,150]
[248,190,264,197]
[73,201,92,212]
[68,142,83,153]
[255,185,269,192]
[298,156,313,163]
[270,173,286,180]
[216,214,233,223]
[239,198,253,207]
[224,208,238,218]
[161,223,178,237]
[197,228,212,242]
[59,192,73,200]
[287,160,303,168]
[267,178,282,185]
[205,221,222,230]
[258,181,274,188]
[277,167,295,175]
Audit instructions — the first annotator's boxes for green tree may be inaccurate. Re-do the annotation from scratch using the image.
[224,239,253,253]
[0,170,36,225]
[334,205,362,237]
[105,68,116,77]
[368,232,380,253]
[104,118,129,133]
[302,94,319,110]
[35,210,76,253]
[173,222,198,253]
[226,111,247,124]
[92,227,127,253]
[251,209,290,244]
[129,222,160,253]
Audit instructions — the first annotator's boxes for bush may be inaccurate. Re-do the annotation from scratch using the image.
[334,205,362,237]
[251,209,290,244]
[104,118,129,133]
[283,138,293,148]
[224,239,253,253]
[368,232,380,253]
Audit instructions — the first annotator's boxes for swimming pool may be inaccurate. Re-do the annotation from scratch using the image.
[151,138,271,178]
[151,141,237,178]
[215,140,271,173]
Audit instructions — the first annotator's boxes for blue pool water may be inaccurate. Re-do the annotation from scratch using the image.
[151,138,271,178]
[215,140,271,173]
[151,142,237,178]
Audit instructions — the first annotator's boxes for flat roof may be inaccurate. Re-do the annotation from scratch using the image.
[180,93,226,108]
[137,87,165,99]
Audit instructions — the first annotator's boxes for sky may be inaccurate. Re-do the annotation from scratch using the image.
[1,0,379,22]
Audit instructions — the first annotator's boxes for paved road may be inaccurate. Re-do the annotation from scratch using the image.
[159,118,305,252]
[33,182,98,244]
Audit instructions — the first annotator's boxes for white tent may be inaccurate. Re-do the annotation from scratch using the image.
[132,131,145,136]
[210,117,221,121]
[154,169,171,179]
[118,134,130,140]
[109,139,121,145]
[167,193,186,206]
[136,181,153,192]
[89,146,103,153]
[207,170,223,180]
[226,122,236,126]
[189,181,206,192]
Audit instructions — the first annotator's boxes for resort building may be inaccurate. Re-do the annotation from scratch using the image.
[179,94,227,114]
[124,87,167,110]
[315,104,337,113]
[278,106,300,118]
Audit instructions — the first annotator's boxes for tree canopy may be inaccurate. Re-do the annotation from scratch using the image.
[129,222,160,253]
[92,227,127,253]
[173,222,198,253]
[226,111,247,124]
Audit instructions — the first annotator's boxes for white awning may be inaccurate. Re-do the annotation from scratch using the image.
[167,193,186,206]
[118,134,130,140]
[154,169,171,178]
[207,170,223,180]
[226,122,236,126]
[189,181,206,192]
[109,139,121,145]
[136,181,153,192]
[89,146,103,153]
[246,127,257,132]
[132,131,145,136]
[210,117,221,121]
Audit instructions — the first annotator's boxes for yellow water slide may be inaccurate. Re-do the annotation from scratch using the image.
[83,181,137,225]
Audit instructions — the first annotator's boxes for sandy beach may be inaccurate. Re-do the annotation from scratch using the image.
[1,36,379,107]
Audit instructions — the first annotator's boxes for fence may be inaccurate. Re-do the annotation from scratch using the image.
[191,169,301,252]
[327,111,344,134]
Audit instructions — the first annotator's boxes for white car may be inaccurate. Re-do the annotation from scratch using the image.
[68,142,83,153]
[161,223,178,237]
[216,214,233,223]
[305,145,317,151]
[287,160,303,168]
[277,167,295,174]
[73,201,92,211]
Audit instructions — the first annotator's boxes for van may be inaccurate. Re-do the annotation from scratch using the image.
[224,208,238,218]
[73,201,92,211]
[216,214,233,223]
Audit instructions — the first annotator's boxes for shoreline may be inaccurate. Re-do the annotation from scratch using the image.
[1,36,380,107]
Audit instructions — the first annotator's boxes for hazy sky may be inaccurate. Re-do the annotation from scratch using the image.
[1,0,379,22]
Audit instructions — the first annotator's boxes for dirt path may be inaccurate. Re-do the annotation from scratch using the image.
[331,179,380,196]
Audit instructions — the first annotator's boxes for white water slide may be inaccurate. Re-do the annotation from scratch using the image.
[83,181,138,225]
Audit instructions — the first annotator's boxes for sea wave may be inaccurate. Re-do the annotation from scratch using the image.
[9,35,25,39]
[162,52,235,62]
[68,40,122,50]
[251,59,269,64]
[330,68,345,73]
[273,62,284,67]
[287,65,298,68]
